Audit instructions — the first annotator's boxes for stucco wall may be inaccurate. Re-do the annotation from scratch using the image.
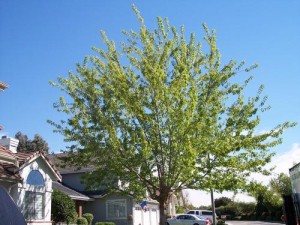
[16,157,54,225]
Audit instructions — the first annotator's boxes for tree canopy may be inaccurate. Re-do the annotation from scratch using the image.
[215,197,233,208]
[247,174,291,221]
[270,173,292,196]
[15,131,49,153]
[49,6,295,224]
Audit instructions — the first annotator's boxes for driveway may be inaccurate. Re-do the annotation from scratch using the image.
[225,220,284,225]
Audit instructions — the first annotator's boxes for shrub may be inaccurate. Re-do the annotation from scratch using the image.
[95,222,115,225]
[52,189,77,224]
[105,222,115,225]
[217,220,225,225]
[83,213,93,225]
[77,217,88,225]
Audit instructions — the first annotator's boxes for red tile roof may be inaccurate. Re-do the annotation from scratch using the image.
[0,147,61,182]
[0,144,16,161]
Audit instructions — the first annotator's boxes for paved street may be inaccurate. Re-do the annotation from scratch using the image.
[226,221,284,225]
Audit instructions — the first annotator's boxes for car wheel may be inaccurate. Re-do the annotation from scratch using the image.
[193,223,199,225]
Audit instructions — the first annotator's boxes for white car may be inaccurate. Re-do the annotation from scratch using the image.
[186,210,216,223]
[167,214,212,225]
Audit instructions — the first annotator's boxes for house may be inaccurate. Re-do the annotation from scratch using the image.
[286,162,300,224]
[0,136,61,225]
[49,153,161,225]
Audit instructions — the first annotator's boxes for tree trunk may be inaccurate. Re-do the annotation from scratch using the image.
[159,199,166,225]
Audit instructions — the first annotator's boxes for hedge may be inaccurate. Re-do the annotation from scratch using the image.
[95,222,115,225]
[77,217,88,225]
[82,213,93,225]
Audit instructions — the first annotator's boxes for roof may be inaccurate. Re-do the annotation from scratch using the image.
[0,144,21,182]
[52,181,92,201]
[0,144,17,162]
[289,161,300,172]
[80,189,109,198]
[0,164,22,183]
[47,153,95,174]
[0,147,61,183]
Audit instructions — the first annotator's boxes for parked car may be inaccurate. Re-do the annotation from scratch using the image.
[167,214,212,225]
[0,186,26,225]
[186,210,216,223]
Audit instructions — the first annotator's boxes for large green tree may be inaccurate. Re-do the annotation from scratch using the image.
[15,131,49,153]
[49,7,295,225]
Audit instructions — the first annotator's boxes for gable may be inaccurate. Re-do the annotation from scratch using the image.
[0,150,61,187]
[19,154,61,182]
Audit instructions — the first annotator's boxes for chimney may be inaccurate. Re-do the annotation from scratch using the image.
[0,136,19,153]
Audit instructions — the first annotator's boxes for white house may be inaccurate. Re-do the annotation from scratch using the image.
[0,136,61,225]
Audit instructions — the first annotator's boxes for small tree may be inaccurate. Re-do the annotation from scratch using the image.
[270,173,292,196]
[52,189,77,224]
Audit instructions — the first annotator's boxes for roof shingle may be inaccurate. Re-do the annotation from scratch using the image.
[52,181,92,201]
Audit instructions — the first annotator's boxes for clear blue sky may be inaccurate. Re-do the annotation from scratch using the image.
[1,0,300,156]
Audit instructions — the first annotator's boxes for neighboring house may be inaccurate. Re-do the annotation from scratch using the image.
[49,153,161,225]
[0,136,61,225]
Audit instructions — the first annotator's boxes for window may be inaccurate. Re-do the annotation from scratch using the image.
[25,170,45,220]
[25,191,44,220]
[177,215,185,220]
[186,215,195,220]
[202,211,212,215]
[26,170,45,186]
[106,199,127,219]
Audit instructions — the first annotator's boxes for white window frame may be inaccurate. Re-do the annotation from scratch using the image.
[24,169,45,221]
[106,199,127,220]
[25,191,44,220]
